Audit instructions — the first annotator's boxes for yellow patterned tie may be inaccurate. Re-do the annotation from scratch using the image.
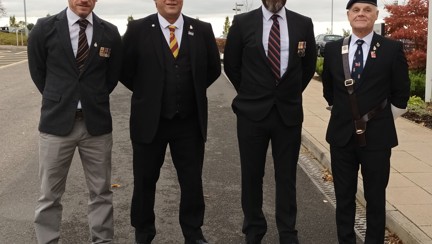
[168,25,179,58]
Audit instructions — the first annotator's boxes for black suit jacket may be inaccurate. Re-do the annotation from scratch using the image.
[223,7,316,126]
[120,14,221,143]
[322,33,410,149]
[28,9,122,136]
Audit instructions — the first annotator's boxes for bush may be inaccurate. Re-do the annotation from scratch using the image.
[215,38,226,54]
[409,71,426,99]
[407,95,427,115]
[316,57,324,77]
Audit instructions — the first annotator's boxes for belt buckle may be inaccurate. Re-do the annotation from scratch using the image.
[354,120,366,134]
[344,79,354,87]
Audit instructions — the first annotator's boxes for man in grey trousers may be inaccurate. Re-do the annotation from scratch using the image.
[27,0,122,243]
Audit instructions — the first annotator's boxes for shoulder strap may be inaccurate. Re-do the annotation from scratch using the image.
[341,36,366,146]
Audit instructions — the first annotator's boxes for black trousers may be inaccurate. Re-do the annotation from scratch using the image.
[330,138,391,244]
[131,115,205,243]
[236,108,302,243]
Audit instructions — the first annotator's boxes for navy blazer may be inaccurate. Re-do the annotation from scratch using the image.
[120,14,221,143]
[28,9,122,136]
[322,33,410,149]
[223,7,317,126]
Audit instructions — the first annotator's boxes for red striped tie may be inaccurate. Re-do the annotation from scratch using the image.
[169,25,179,58]
[268,15,281,85]
[76,19,89,72]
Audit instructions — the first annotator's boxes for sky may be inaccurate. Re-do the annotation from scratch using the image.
[0,0,393,37]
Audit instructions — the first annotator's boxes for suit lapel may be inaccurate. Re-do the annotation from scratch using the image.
[255,8,268,64]
[357,33,379,89]
[55,11,77,73]
[85,13,104,72]
[184,17,197,81]
[283,9,297,79]
[150,14,164,70]
[362,33,379,76]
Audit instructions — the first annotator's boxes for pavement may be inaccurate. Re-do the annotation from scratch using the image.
[301,78,432,244]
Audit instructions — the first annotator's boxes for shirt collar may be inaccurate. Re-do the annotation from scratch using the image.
[67,8,93,27]
[351,32,374,47]
[262,5,286,21]
[157,13,184,29]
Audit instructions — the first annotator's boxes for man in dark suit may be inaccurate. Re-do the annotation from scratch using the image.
[223,0,316,243]
[27,0,121,243]
[120,0,221,243]
[322,0,410,243]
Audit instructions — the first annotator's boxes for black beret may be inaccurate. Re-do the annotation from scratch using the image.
[346,0,377,9]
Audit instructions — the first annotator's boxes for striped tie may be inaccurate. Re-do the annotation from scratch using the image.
[76,19,89,72]
[268,14,281,85]
[169,25,179,58]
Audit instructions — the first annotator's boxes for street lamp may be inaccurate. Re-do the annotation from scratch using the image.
[23,0,28,36]
[330,0,334,34]
[233,2,244,15]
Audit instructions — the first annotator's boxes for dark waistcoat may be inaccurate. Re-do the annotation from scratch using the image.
[160,30,197,119]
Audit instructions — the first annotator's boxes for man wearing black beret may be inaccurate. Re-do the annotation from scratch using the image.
[322,0,410,243]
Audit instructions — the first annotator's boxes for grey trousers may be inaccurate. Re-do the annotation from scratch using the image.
[34,119,113,244]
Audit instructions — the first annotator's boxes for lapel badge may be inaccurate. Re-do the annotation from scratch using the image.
[188,25,194,36]
[297,41,306,57]
[341,45,349,54]
[371,42,379,58]
[94,42,98,48]
[99,47,111,58]
[152,24,155,28]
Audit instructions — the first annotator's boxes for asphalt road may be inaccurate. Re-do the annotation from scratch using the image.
[0,59,356,243]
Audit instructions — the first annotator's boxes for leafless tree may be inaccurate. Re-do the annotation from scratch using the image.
[0,0,6,17]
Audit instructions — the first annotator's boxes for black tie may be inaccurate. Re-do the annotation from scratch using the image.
[351,39,364,83]
[76,19,89,72]
[268,14,281,85]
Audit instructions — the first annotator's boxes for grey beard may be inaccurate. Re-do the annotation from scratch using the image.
[265,1,285,13]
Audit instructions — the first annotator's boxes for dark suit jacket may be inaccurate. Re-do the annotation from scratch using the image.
[28,9,122,136]
[120,14,221,143]
[322,33,410,149]
[223,7,317,126]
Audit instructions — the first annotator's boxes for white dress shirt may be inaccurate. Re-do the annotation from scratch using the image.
[349,32,373,71]
[67,8,93,110]
[262,6,289,77]
[158,13,184,48]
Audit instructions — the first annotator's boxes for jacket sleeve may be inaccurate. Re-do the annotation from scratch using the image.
[223,15,243,91]
[390,41,410,109]
[322,43,334,106]
[119,21,137,91]
[27,18,47,94]
[203,22,221,88]
[105,24,122,93]
[301,17,317,91]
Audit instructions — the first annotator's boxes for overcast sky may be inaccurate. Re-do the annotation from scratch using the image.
[0,0,391,36]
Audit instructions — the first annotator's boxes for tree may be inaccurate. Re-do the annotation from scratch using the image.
[342,28,351,37]
[222,16,230,38]
[384,0,428,71]
[0,0,6,17]
[27,23,34,31]
[10,15,18,27]
[127,15,134,23]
